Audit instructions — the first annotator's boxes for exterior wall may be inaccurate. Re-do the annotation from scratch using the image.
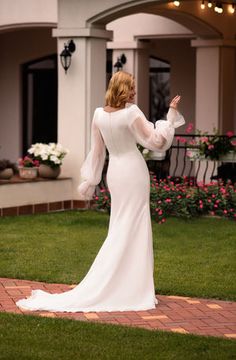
[0,0,57,29]
[0,28,57,162]
[0,178,72,208]
[0,0,235,206]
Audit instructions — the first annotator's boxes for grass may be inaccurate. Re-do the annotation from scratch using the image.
[0,211,235,359]
[0,312,235,360]
[0,210,235,301]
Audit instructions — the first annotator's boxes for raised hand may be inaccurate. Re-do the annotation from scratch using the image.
[170,95,181,110]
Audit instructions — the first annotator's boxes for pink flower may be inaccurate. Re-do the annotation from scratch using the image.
[199,204,203,209]
[188,139,197,146]
[165,198,171,203]
[200,137,209,144]
[185,123,194,134]
[223,210,228,214]
[158,210,163,215]
[231,140,236,146]
[226,131,234,138]
[208,144,214,150]
[176,136,187,143]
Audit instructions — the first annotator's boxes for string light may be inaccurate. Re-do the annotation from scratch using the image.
[214,2,224,12]
[171,1,235,14]
[229,3,235,12]
[218,3,224,12]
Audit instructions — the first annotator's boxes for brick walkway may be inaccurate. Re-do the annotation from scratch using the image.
[1,278,235,339]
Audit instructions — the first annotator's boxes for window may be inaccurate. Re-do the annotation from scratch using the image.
[149,57,170,123]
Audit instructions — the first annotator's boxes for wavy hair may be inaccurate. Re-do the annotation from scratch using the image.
[105,71,134,108]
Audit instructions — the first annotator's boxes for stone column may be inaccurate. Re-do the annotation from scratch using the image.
[53,28,112,199]
[192,39,236,133]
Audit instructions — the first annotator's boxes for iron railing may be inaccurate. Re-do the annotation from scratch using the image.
[147,134,236,185]
[100,135,236,187]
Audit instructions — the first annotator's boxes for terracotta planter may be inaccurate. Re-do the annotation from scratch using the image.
[38,164,61,179]
[0,168,14,179]
[19,167,38,179]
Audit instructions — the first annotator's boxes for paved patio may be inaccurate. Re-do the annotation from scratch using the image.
[1,277,235,339]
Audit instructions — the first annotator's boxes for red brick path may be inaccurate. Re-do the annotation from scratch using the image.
[1,278,235,339]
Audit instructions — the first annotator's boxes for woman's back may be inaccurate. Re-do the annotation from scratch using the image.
[95,106,138,157]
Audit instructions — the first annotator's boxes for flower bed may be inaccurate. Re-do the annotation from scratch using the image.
[93,176,236,224]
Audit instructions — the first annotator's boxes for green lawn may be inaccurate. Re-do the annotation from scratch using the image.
[0,211,235,359]
[0,312,235,360]
[0,211,235,301]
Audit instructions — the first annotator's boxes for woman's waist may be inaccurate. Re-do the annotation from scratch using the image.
[108,148,141,159]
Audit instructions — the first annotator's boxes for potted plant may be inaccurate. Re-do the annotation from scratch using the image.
[177,124,236,161]
[18,156,39,179]
[27,143,69,178]
[0,159,16,179]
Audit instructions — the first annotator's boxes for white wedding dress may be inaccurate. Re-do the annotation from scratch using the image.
[16,104,184,312]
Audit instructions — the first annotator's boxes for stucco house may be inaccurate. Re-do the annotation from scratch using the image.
[0,0,235,214]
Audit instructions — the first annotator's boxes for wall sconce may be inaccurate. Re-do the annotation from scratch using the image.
[60,40,76,74]
[114,54,127,72]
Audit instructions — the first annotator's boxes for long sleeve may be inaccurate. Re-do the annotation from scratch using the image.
[129,106,185,152]
[78,110,106,199]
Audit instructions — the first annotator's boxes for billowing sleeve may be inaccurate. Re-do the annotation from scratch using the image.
[129,105,185,152]
[77,109,106,199]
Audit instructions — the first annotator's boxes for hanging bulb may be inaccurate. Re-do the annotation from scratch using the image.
[173,1,180,6]
[208,0,213,8]
[218,3,223,13]
[201,0,205,9]
[229,3,235,13]
[214,3,219,12]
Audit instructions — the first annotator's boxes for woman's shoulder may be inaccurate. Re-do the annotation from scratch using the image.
[126,103,145,118]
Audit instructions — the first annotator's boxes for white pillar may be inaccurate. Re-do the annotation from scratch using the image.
[53,28,112,199]
[192,39,236,133]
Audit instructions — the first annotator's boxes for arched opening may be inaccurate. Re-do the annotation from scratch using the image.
[22,54,58,154]
[149,56,170,123]
[0,26,57,161]
[88,1,221,38]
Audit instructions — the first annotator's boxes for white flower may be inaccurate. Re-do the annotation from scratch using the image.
[27,142,69,167]
[142,148,149,155]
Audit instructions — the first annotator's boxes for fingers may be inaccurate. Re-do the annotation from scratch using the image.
[170,95,181,108]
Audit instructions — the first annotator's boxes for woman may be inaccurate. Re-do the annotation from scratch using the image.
[16,71,184,312]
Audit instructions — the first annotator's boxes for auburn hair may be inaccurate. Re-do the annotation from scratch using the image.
[105,71,134,108]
